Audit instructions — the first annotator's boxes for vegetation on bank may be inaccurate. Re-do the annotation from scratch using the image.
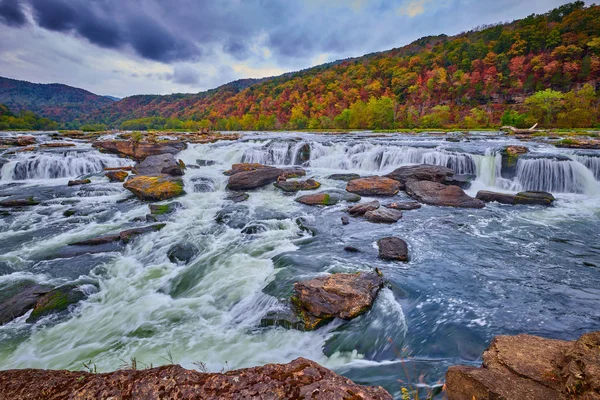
[0,103,58,130]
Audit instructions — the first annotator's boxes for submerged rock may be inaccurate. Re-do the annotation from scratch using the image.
[446,330,600,400]
[124,175,184,201]
[0,136,36,146]
[93,140,186,161]
[147,202,181,221]
[0,281,52,325]
[291,271,385,330]
[227,167,283,190]
[119,224,166,243]
[386,164,454,186]
[105,170,128,182]
[191,177,215,193]
[133,154,184,176]
[26,285,86,323]
[327,173,361,182]
[69,235,121,246]
[384,201,422,210]
[0,358,392,399]
[406,181,485,208]
[341,215,350,225]
[346,177,401,196]
[365,207,403,223]
[348,200,380,216]
[67,179,91,187]
[377,237,409,261]
[225,192,249,203]
[196,159,217,167]
[0,197,39,207]
[295,190,361,206]
[274,178,320,192]
[167,243,197,264]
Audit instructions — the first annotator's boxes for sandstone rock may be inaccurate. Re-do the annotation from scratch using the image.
[93,140,186,161]
[133,154,183,176]
[104,166,133,171]
[505,145,529,156]
[274,178,320,192]
[0,281,52,325]
[124,175,184,201]
[26,285,86,323]
[406,181,485,208]
[227,167,284,190]
[295,190,361,206]
[377,237,409,261]
[292,271,385,330]
[224,163,268,176]
[365,208,403,223]
[384,201,422,210]
[281,166,306,179]
[67,179,91,187]
[0,136,36,147]
[386,164,454,186]
[561,331,600,397]
[327,173,361,182]
[105,170,128,182]
[348,200,380,216]
[515,191,555,206]
[39,142,76,148]
[476,190,516,205]
[0,197,39,207]
[346,177,401,196]
[0,358,392,399]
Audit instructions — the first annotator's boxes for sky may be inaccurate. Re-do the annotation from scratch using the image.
[0,0,581,98]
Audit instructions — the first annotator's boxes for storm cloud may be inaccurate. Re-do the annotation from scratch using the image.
[0,0,26,27]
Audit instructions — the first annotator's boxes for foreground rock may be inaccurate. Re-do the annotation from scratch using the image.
[291,271,385,330]
[274,178,320,192]
[124,175,184,201]
[476,190,555,206]
[378,237,409,261]
[295,190,361,206]
[227,167,283,190]
[0,281,52,325]
[406,181,485,208]
[346,177,401,196]
[93,140,186,161]
[386,164,454,187]
[132,154,184,176]
[348,200,380,216]
[446,330,600,400]
[365,208,403,223]
[0,358,392,400]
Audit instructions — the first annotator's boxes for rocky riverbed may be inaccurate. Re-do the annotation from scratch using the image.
[0,129,599,398]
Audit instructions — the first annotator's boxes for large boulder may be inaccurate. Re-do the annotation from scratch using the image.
[446,331,600,400]
[93,140,186,161]
[0,358,392,399]
[476,190,516,204]
[227,167,283,190]
[26,285,86,323]
[515,191,555,206]
[386,164,454,187]
[224,163,268,176]
[0,281,52,325]
[406,181,485,208]
[348,200,380,216]
[291,271,385,330]
[365,208,403,223]
[295,190,361,206]
[346,177,401,196]
[274,179,320,192]
[124,175,184,201]
[133,154,184,176]
[377,237,409,261]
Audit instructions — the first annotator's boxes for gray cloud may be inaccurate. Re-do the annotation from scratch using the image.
[0,0,26,27]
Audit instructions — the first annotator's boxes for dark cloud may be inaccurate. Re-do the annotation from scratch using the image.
[224,40,250,61]
[0,0,27,27]
[171,65,202,85]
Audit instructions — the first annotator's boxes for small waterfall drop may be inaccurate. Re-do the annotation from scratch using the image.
[573,154,600,180]
[514,157,599,194]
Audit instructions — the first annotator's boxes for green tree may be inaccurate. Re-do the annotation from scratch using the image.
[524,89,565,126]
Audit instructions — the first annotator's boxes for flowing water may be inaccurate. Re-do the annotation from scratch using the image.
[1,131,599,398]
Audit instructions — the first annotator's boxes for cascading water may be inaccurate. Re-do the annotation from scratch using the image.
[573,154,600,179]
[513,156,599,194]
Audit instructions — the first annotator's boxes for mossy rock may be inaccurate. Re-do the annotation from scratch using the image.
[124,175,185,201]
[26,285,85,323]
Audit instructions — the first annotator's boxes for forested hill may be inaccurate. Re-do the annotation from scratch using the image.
[0,77,115,123]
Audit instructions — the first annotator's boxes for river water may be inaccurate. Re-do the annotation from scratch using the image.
[0,131,599,398]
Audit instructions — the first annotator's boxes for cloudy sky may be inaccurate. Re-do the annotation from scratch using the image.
[0,0,578,98]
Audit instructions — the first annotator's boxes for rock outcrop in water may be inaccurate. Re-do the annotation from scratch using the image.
[0,358,392,400]
[274,178,321,192]
[0,281,52,325]
[26,285,86,323]
[0,136,36,147]
[346,176,402,196]
[386,164,454,187]
[348,200,380,216]
[476,190,555,206]
[406,181,485,208]
[227,166,284,190]
[364,207,403,223]
[291,271,385,330]
[133,154,184,176]
[446,330,600,400]
[377,237,409,261]
[327,173,361,182]
[124,175,184,201]
[105,170,128,182]
[384,201,422,210]
[295,190,361,206]
[93,140,186,161]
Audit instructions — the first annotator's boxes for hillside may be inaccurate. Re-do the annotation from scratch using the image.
[0,77,115,123]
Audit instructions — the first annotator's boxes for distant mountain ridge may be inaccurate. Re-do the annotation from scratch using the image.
[0,76,115,122]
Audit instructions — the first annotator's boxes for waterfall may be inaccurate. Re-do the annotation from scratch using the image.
[573,154,600,180]
[514,157,599,194]
[472,150,503,188]
[0,151,131,181]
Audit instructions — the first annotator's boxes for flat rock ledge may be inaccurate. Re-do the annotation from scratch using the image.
[0,358,392,400]
[446,330,600,400]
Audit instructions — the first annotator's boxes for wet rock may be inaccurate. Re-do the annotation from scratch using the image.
[69,235,121,246]
[0,136,36,146]
[105,170,128,182]
[196,159,217,166]
[295,190,361,206]
[386,164,454,187]
[346,176,401,196]
[280,167,306,179]
[241,224,268,235]
[224,163,268,176]
[377,237,409,261]
[515,191,555,206]
[446,331,600,400]
[146,202,181,221]
[93,140,186,161]
[226,192,249,203]
[0,358,392,400]
[344,246,360,253]
[556,138,600,150]
[26,285,86,323]
[444,174,475,189]
[406,181,485,208]
[167,243,196,264]
[296,143,311,163]
[227,167,283,190]
[261,309,306,330]
[341,215,350,225]
[274,178,320,192]
[327,173,361,182]
[133,154,184,176]
[0,197,40,207]
[67,179,91,187]
[295,217,317,236]
[215,205,250,229]
[104,166,133,171]
[291,271,385,330]
[348,200,380,216]
[384,201,422,210]
[39,142,76,148]
[364,208,403,223]
[191,177,215,192]
[505,145,528,156]
[124,175,184,201]
[119,224,166,243]
[476,190,516,205]
[0,281,52,325]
